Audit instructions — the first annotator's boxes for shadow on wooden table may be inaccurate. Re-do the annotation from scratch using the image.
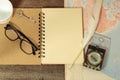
[0,65,65,80]
[9,0,64,8]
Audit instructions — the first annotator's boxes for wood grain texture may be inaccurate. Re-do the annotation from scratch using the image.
[9,0,64,8]
[0,65,64,80]
[0,1,65,80]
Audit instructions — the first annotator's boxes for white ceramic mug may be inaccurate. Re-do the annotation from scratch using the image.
[0,0,13,24]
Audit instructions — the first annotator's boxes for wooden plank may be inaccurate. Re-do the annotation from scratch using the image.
[9,0,64,8]
[0,65,65,80]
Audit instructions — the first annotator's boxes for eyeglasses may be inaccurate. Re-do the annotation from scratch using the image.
[4,24,38,55]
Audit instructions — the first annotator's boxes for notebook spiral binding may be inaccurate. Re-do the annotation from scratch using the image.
[38,12,45,58]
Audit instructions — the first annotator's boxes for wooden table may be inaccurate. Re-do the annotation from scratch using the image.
[0,0,65,80]
[10,0,64,8]
[0,65,64,80]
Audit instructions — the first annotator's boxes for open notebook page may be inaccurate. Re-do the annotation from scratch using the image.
[41,8,83,64]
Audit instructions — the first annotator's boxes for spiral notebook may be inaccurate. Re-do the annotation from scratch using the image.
[39,8,83,64]
[0,8,83,64]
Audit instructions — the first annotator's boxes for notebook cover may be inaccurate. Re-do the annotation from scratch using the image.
[0,8,41,64]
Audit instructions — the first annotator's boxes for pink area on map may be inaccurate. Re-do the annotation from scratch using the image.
[67,0,119,33]
[82,0,118,33]
[96,7,118,33]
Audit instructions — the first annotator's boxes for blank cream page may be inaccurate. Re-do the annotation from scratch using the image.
[41,8,83,64]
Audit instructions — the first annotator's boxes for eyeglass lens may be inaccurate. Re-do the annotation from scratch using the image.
[20,40,33,54]
[5,29,18,40]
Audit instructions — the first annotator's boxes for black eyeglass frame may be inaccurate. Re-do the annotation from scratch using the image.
[4,24,38,55]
